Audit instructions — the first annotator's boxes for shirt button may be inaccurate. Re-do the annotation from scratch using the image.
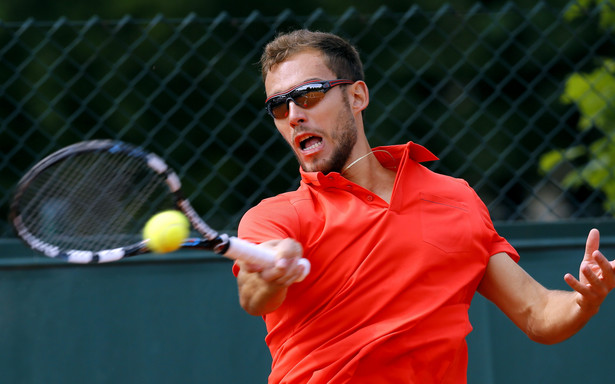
[366,195,374,202]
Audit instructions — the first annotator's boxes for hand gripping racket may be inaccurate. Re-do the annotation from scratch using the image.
[9,140,310,280]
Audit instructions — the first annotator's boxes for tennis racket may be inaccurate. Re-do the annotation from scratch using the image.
[9,139,310,280]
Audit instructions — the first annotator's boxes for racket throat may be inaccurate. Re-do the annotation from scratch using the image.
[212,233,231,254]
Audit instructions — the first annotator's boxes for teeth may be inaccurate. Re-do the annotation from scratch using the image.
[299,135,323,151]
[304,140,322,151]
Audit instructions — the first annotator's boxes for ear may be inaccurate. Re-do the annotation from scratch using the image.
[348,81,369,114]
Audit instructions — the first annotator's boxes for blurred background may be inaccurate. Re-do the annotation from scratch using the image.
[2,0,615,236]
[1,1,615,383]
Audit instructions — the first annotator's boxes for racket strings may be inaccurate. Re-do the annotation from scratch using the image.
[18,151,173,252]
[66,153,149,249]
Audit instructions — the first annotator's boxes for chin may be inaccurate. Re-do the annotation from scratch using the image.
[301,160,330,174]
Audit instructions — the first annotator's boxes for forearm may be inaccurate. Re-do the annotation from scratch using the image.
[237,269,288,316]
[479,252,603,345]
[526,289,599,345]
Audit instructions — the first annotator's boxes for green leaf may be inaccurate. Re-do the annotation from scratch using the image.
[563,61,615,131]
[538,150,564,173]
[539,145,586,173]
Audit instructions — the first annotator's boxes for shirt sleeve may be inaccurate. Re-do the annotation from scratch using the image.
[233,196,301,276]
[473,188,520,262]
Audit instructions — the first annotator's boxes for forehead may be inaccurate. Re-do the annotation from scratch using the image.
[265,50,336,96]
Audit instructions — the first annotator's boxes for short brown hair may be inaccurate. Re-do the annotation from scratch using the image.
[260,29,364,83]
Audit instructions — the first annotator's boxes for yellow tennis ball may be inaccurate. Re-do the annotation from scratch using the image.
[143,210,190,253]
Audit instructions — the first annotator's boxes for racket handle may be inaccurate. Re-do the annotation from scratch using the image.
[226,236,310,282]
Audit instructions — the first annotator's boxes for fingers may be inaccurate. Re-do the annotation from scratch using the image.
[584,228,600,260]
[593,251,615,287]
[241,262,265,274]
[565,249,615,311]
[579,251,615,290]
[564,273,588,296]
[258,238,306,286]
[564,267,603,314]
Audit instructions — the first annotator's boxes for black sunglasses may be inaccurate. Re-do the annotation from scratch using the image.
[265,79,354,119]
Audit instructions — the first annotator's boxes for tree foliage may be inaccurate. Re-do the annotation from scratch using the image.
[539,0,615,213]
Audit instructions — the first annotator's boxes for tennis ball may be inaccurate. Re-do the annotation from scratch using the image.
[143,210,190,253]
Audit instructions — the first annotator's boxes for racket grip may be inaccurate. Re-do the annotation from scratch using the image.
[226,236,311,282]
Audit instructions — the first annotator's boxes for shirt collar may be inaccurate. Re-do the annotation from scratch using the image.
[299,141,439,185]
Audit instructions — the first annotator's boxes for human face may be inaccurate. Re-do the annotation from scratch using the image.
[265,51,359,174]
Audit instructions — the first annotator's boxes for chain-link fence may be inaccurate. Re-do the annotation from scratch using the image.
[1,2,615,238]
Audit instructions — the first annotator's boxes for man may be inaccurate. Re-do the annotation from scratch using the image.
[233,29,615,383]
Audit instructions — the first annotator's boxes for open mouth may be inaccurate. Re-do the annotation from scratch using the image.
[298,135,323,152]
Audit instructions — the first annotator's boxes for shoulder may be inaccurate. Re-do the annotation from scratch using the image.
[246,186,315,216]
[410,164,495,223]
[238,187,316,243]
[410,162,475,198]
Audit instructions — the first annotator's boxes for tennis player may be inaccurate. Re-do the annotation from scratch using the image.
[233,29,615,383]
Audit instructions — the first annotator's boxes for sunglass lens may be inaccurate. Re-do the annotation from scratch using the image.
[295,91,326,109]
[271,100,288,119]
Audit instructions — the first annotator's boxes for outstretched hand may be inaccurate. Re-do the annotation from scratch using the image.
[564,228,615,313]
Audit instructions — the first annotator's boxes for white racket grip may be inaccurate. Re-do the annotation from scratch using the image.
[226,236,311,282]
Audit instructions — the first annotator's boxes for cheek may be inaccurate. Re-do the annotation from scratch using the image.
[276,125,293,146]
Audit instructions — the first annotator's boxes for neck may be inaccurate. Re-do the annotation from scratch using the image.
[341,149,397,203]
[341,151,376,175]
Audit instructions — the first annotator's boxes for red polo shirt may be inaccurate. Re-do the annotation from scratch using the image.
[236,142,518,383]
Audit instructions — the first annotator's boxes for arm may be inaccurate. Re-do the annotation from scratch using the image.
[478,228,615,344]
[236,238,305,316]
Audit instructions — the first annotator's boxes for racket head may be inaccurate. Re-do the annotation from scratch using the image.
[9,139,308,279]
[10,140,202,263]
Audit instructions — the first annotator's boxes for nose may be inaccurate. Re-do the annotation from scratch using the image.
[287,101,307,127]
